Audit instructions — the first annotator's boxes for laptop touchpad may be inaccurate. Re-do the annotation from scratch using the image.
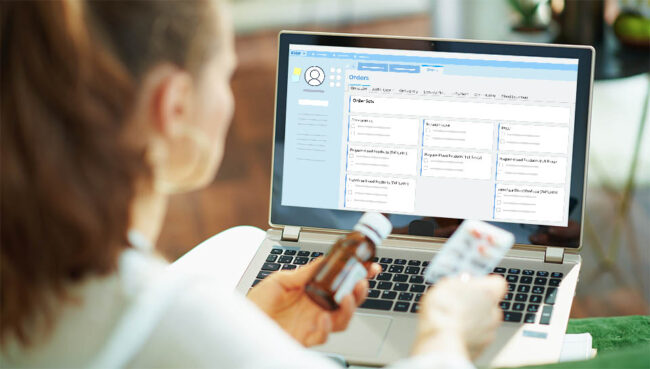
[315,313,392,357]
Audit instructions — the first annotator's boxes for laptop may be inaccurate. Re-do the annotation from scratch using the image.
[236,31,594,368]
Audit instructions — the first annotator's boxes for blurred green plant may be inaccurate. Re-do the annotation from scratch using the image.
[508,0,550,30]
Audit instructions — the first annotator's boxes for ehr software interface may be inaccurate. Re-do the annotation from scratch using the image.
[281,45,578,227]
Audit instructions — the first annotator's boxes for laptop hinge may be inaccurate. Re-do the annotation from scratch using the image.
[281,226,301,242]
[544,247,564,264]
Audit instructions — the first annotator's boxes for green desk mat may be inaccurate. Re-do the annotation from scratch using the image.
[519,315,650,369]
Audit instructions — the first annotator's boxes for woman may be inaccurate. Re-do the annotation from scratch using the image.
[0,1,506,367]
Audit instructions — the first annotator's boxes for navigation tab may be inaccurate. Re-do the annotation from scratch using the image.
[349,85,369,92]
[423,89,443,96]
[359,63,388,72]
[306,51,332,58]
[397,88,418,95]
[389,64,420,73]
[332,52,354,59]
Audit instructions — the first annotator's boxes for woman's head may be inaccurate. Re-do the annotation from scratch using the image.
[1,0,235,345]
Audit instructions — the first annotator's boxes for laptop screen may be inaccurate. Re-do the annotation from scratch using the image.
[271,33,593,248]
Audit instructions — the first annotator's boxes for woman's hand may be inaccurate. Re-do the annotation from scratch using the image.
[247,258,381,347]
[412,275,506,361]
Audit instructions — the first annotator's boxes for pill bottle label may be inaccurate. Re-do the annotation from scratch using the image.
[333,258,367,304]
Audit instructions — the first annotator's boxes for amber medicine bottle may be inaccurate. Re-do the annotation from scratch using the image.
[306,213,392,310]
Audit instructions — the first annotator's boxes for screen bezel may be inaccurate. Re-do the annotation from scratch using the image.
[269,31,594,251]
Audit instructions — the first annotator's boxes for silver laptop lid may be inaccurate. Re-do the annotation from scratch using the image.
[269,31,594,251]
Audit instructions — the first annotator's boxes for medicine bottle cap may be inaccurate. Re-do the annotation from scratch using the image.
[354,213,392,246]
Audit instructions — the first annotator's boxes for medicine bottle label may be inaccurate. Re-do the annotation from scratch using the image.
[332,258,367,303]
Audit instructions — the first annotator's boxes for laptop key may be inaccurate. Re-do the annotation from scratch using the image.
[415,293,423,302]
[500,301,511,310]
[534,277,547,285]
[508,283,516,292]
[527,304,540,313]
[409,275,424,284]
[388,265,404,273]
[503,311,522,322]
[549,278,561,287]
[545,288,558,304]
[379,264,389,272]
[504,293,513,301]
[257,271,273,279]
[405,266,420,274]
[394,259,407,265]
[372,257,379,262]
[311,251,323,257]
[532,286,545,295]
[270,248,283,255]
[297,251,310,257]
[524,313,536,323]
[293,257,309,265]
[522,269,534,276]
[517,285,530,293]
[393,283,409,291]
[261,262,281,271]
[377,273,392,281]
[508,268,521,274]
[398,292,414,301]
[266,254,278,262]
[408,260,421,266]
[361,299,393,311]
[369,280,377,288]
[515,293,527,302]
[378,282,393,290]
[537,271,549,277]
[513,303,525,311]
[411,303,420,313]
[284,250,297,256]
[520,276,533,284]
[278,255,293,263]
[422,261,429,267]
[282,264,296,270]
[529,294,543,303]
[410,284,426,293]
[494,267,506,273]
[540,305,553,324]
[381,291,397,300]
[251,279,262,287]
[506,275,519,283]
[380,257,393,264]
[393,274,408,282]
[368,289,380,298]
[394,301,410,312]
[551,272,563,278]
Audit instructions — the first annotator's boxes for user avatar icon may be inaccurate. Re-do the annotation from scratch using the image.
[304,66,325,86]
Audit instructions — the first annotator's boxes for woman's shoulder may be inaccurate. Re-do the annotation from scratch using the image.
[0,250,164,368]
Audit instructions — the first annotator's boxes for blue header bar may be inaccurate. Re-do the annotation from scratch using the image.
[292,50,577,71]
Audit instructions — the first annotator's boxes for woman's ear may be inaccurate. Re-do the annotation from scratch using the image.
[149,66,194,137]
[135,65,199,192]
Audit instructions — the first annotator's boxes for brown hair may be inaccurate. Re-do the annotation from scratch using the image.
[1,0,219,346]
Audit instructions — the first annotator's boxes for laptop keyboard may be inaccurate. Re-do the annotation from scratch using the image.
[250,247,563,325]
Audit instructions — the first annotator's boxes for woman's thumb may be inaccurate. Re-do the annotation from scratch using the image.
[276,257,324,287]
[483,274,507,301]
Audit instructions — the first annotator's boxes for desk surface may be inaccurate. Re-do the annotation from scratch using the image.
[518,315,650,369]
